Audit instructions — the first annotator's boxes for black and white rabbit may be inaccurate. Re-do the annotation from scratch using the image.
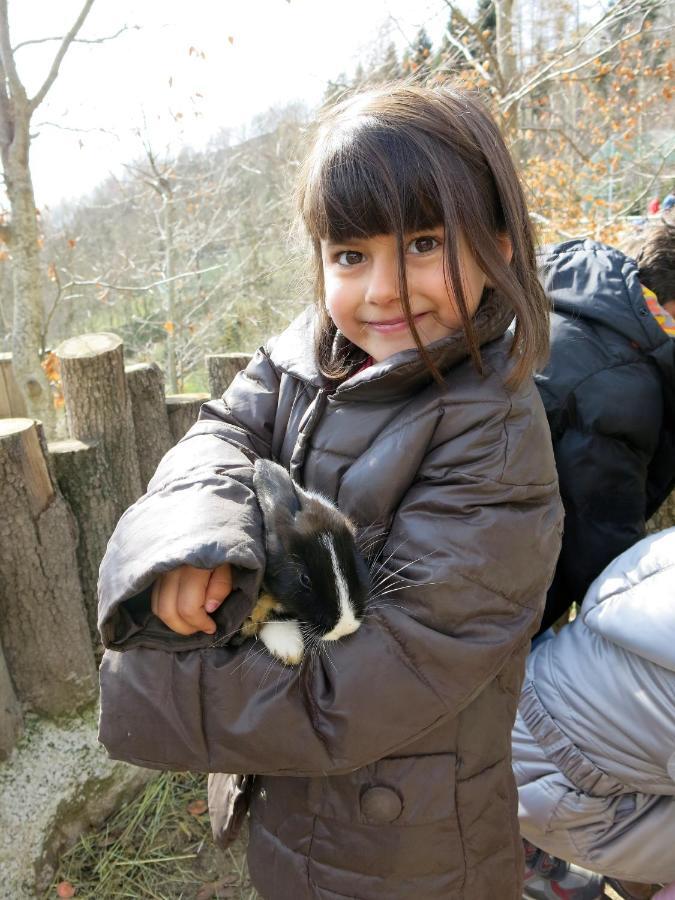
[238,459,370,665]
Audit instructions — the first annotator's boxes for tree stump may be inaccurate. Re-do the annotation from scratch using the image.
[55,333,142,518]
[0,352,28,418]
[125,362,173,488]
[0,643,22,760]
[48,438,118,645]
[0,419,96,716]
[165,393,209,443]
[206,352,252,400]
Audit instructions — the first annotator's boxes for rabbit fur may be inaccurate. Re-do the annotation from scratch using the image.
[239,459,370,665]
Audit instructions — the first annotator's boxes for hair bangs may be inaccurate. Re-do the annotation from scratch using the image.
[304,124,442,243]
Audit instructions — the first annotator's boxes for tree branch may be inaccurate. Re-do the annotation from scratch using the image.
[501,0,656,113]
[13,24,132,54]
[29,0,97,113]
[0,0,25,97]
[64,261,229,294]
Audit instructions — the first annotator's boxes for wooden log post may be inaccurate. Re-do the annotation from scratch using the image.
[125,362,173,489]
[48,438,118,645]
[55,334,142,518]
[206,352,252,400]
[0,352,28,418]
[165,393,210,444]
[0,419,97,716]
[0,641,23,760]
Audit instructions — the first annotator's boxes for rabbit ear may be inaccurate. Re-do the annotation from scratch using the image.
[253,459,300,553]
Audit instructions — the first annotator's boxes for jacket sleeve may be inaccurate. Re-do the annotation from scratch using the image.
[539,360,662,630]
[99,389,563,776]
[98,347,280,651]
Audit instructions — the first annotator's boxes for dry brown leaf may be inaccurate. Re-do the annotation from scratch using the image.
[186,798,208,816]
[56,882,76,898]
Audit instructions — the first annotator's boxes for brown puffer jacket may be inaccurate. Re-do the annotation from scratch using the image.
[98,295,562,900]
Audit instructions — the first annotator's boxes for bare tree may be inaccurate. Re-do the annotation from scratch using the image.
[0,0,95,429]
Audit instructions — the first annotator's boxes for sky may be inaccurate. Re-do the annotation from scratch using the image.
[6,0,454,210]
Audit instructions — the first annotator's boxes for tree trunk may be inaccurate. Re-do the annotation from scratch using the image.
[495,0,519,135]
[165,392,209,443]
[55,333,143,518]
[48,437,118,645]
[125,362,174,488]
[3,109,54,431]
[163,191,178,392]
[206,352,252,400]
[0,418,96,716]
[0,351,27,417]
[0,642,22,760]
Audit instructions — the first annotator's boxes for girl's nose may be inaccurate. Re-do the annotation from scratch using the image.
[365,255,401,306]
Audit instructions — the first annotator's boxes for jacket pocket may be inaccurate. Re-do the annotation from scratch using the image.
[307,753,463,896]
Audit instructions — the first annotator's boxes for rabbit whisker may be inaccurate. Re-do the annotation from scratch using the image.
[258,657,277,690]
[208,623,248,649]
[368,537,410,579]
[231,642,267,678]
[318,642,337,674]
[369,550,439,592]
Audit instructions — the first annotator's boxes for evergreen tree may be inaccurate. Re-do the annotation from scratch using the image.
[377,42,401,82]
[404,27,433,78]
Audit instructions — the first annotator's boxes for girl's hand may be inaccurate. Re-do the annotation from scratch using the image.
[150,563,232,635]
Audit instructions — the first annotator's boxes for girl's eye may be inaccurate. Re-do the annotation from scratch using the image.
[299,572,311,590]
[336,250,364,267]
[408,236,439,255]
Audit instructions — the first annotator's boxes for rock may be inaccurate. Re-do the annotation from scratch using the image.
[0,702,156,898]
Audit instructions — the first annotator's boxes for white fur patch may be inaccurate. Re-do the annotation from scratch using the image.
[319,533,360,641]
[259,620,304,665]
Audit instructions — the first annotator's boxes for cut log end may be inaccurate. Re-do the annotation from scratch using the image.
[56,333,123,359]
[0,417,38,437]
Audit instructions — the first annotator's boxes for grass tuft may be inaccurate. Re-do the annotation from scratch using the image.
[49,772,258,899]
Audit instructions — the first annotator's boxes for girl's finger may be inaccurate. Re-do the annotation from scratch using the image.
[176,567,217,634]
[157,567,196,635]
[205,563,233,612]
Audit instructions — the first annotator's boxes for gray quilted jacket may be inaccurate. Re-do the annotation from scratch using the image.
[514,527,675,883]
[98,295,562,899]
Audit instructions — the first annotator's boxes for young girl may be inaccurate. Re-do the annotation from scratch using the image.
[98,84,562,899]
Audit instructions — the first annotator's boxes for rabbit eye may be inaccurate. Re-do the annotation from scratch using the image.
[299,572,311,590]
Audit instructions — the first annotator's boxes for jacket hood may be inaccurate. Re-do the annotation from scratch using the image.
[538,238,675,421]
[537,239,669,351]
[268,291,515,402]
[581,527,675,673]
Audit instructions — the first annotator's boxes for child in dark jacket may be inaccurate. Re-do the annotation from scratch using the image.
[534,226,675,635]
[97,84,562,900]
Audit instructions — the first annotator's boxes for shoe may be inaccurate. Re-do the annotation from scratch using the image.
[522,840,605,899]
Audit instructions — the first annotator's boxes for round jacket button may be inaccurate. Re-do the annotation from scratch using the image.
[360,786,402,823]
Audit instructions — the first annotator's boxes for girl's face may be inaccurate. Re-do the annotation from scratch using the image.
[320,229,488,362]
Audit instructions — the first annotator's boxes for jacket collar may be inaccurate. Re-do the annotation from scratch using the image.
[269,292,514,401]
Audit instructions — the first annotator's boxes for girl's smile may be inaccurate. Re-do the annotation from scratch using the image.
[320,230,488,362]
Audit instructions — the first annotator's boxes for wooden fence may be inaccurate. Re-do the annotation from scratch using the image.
[0,334,251,760]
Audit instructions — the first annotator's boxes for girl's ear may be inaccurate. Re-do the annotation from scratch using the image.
[483,233,513,288]
[496,232,514,265]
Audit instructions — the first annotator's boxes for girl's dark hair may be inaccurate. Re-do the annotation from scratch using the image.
[296,83,549,388]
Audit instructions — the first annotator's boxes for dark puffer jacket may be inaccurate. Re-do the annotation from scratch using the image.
[98,295,562,900]
[535,239,675,632]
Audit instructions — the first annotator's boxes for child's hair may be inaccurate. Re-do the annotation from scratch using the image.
[635,222,675,304]
[295,82,549,388]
